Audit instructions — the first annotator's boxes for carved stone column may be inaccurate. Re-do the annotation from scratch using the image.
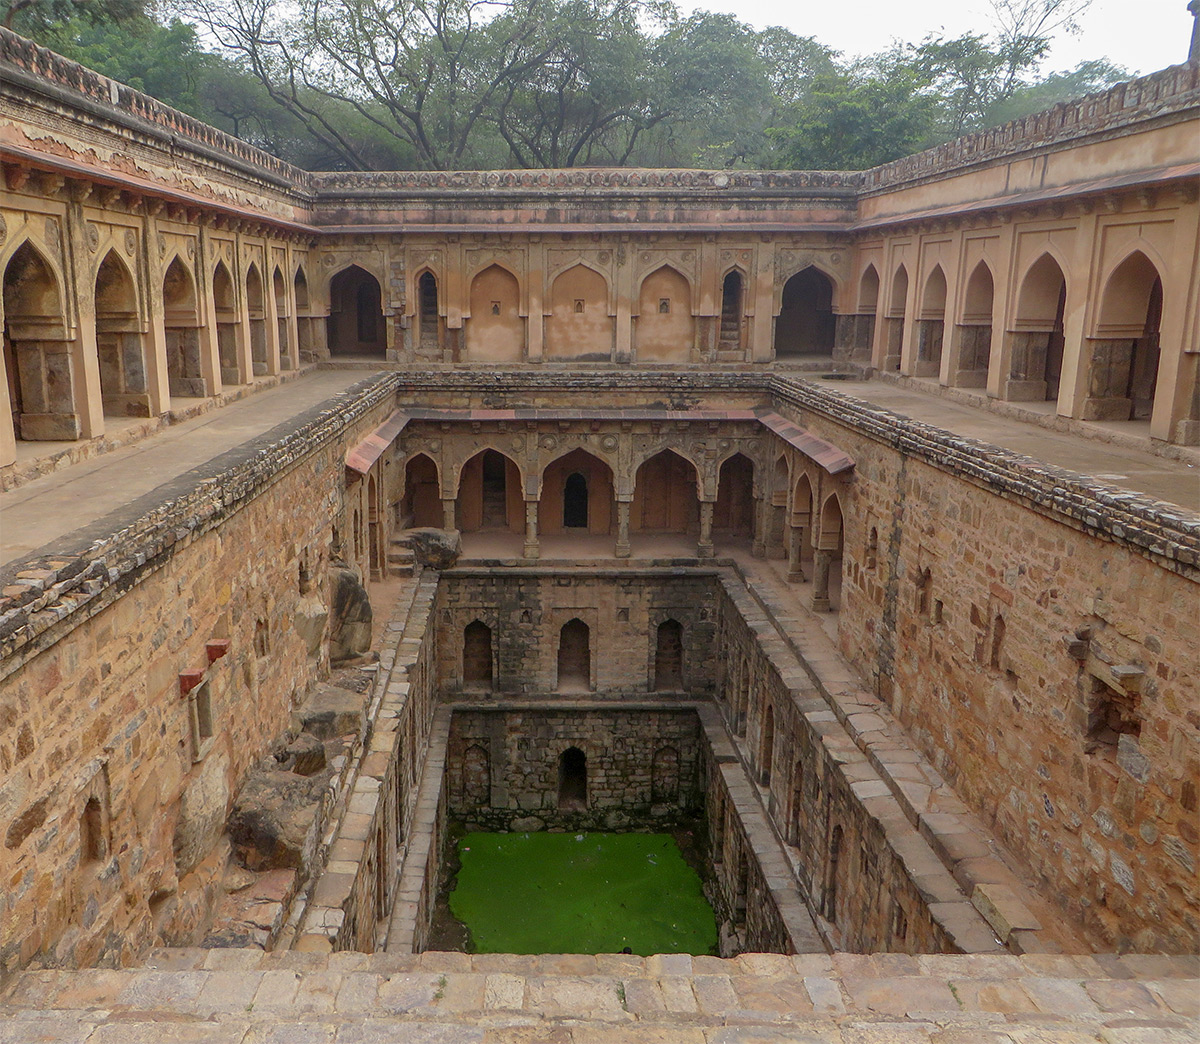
[523,498,540,560]
[441,497,457,532]
[615,499,632,558]
[786,526,805,582]
[751,493,767,558]
[697,500,715,558]
[810,549,832,612]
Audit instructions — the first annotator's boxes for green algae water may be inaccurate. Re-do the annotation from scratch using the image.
[448,831,718,955]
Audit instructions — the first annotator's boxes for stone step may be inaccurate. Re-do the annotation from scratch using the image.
[1,949,1195,1042]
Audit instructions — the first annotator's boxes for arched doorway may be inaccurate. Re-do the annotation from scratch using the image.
[1087,251,1163,422]
[457,449,521,532]
[789,472,814,581]
[94,250,150,417]
[557,618,591,692]
[245,263,268,375]
[849,265,879,360]
[273,267,293,370]
[367,474,381,579]
[541,449,614,535]
[654,618,684,690]
[2,241,78,440]
[813,493,844,612]
[328,266,385,356]
[768,455,789,556]
[212,261,241,385]
[163,257,205,399]
[546,264,612,360]
[557,747,587,810]
[402,454,442,528]
[417,271,440,351]
[775,268,835,358]
[915,265,946,377]
[955,262,993,387]
[885,265,908,371]
[636,265,692,363]
[714,453,754,542]
[1008,254,1066,402]
[463,620,494,691]
[719,270,744,352]
[632,450,699,534]
[465,265,522,363]
[294,266,315,363]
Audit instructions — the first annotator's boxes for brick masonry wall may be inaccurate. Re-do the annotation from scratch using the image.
[0,375,397,978]
[771,377,1200,952]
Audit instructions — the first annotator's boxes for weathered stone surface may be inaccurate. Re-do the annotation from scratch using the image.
[173,752,230,877]
[328,563,373,664]
[404,528,462,571]
[294,594,329,659]
[227,761,333,873]
[298,684,366,741]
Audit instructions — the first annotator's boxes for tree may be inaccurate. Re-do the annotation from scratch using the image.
[1,0,142,32]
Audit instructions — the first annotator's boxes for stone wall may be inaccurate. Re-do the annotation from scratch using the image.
[0,373,397,978]
[770,376,1200,952]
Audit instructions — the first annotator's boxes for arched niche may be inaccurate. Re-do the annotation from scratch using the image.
[775,267,835,358]
[212,261,242,385]
[719,270,745,352]
[402,453,442,527]
[465,264,523,363]
[546,264,612,361]
[632,449,699,534]
[714,452,754,542]
[954,261,994,388]
[456,448,522,533]
[2,240,78,441]
[884,265,908,371]
[328,265,385,357]
[293,265,317,364]
[653,618,684,691]
[273,266,293,370]
[463,620,494,691]
[1007,253,1066,402]
[163,256,206,399]
[556,621,592,693]
[541,448,614,536]
[636,265,692,363]
[94,249,151,418]
[914,265,946,377]
[245,263,269,375]
[416,270,440,351]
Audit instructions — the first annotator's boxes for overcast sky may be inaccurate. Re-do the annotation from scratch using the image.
[677,0,1195,77]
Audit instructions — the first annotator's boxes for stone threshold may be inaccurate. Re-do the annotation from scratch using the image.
[0,364,321,493]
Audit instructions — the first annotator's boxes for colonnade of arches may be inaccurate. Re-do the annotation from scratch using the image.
[0,233,340,460]
[400,440,846,610]
[841,245,1180,433]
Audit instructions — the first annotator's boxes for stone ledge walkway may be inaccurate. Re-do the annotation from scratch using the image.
[1,950,1196,1042]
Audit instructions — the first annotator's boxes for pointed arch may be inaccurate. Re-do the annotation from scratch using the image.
[272,265,293,370]
[1008,253,1066,402]
[955,261,994,385]
[293,263,316,364]
[884,264,909,370]
[632,449,700,534]
[3,239,78,441]
[541,447,614,535]
[163,256,206,399]
[1086,250,1163,422]
[95,249,150,418]
[328,264,385,357]
[465,263,523,363]
[760,704,775,786]
[636,263,693,363]
[546,262,612,360]
[212,260,241,385]
[402,452,442,527]
[719,267,746,351]
[776,266,835,357]
[456,448,523,533]
[245,262,270,375]
[858,264,880,313]
[714,451,754,540]
[915,264,947,376]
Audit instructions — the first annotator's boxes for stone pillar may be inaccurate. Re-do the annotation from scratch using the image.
[697,500,715,558]
[810,550,832,612]
[751,493,767,558]
[442,497,457,532]
[523,498,540,560]
[615,499,632,558]
[786,526,805,582]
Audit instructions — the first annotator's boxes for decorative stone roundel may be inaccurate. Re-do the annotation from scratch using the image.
[125,229,137,254]
[86,222,100,253]
[539,435,557,451]
[601,435,618,451]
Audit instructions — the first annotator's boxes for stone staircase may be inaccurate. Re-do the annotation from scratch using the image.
[1,949,1195,1042]
[387,534,416,576]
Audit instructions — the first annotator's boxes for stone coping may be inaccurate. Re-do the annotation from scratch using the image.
[2,948,1195,1042]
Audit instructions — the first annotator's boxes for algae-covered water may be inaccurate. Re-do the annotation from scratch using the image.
[447,831,719,955]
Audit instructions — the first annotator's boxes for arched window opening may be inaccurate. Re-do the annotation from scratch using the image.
[885,266,908,371]
[163,257,205,399]
[714,453,754,542]
[3,241,77,441]
[462,744,491,807]
[402,454,442,528]
[654,619,684,690]
[95,250,150,418]
[463,620,494,691]
[651,746,680,804]
[915,265,946,377]
[955,262,994,387]
[245,263,268,376]
[1089,252,1163,422]
[328,266,385,356]
[1009,255,1066,402]
[812,494,844,612]
[760,704,775,786]
[767,455,789,556]
[458,449,520,532]
[563,472,588,528]
[418,271,440,349]
[843,264,879,359]
[273,267,293,370]
[557,618,591,692]
[212,262,241,385]
[789,473,815,581]
[632,450,699,534]
[557,747,587,810]
[720,270,743,350]
[775,268,835,357]
[80,796,106,864]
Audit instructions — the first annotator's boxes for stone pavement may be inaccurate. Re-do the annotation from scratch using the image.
[0,370,370,568]
[1,949,1195,1042]
[831,378,1199,512]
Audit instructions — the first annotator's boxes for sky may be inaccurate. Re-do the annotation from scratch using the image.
[676,0,1195,77]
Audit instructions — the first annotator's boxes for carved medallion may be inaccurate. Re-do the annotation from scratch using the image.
[125,229,137,255]
[85,221,100,253]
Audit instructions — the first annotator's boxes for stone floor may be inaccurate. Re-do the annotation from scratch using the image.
[1,949,1196,1042]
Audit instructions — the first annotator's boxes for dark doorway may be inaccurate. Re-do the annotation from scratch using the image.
[418,271,439,349]
[654,619,683,690]
[775,268,835,357]
[481,449,508,527]
[463,620,493,691]
[328,266,384,356]
[557,618,591,691]
[557,747,587,810]
[719,270,743,349]
[563,472,588,528]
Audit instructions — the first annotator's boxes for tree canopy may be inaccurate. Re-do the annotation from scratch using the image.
[12,0,1131,171]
